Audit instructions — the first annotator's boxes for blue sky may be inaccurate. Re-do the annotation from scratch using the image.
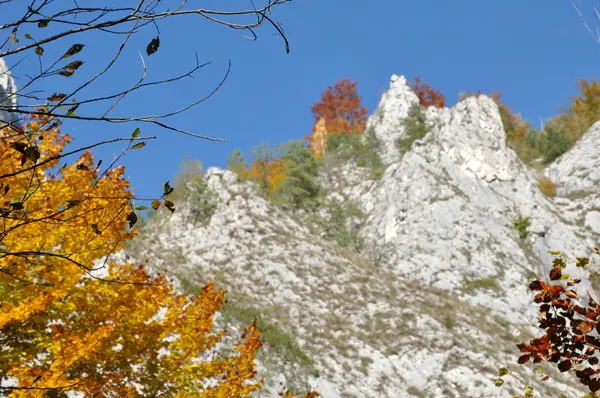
[5,0,600,200]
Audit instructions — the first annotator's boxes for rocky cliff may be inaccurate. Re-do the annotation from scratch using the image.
[118,75,600,397]
[0,58,18,127]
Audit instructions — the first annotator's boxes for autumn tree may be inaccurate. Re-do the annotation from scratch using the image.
[227,149,249,175]
[305,79,368,156]
[306,118,328,157]
[0,117,271,396]
[273,140,320,210]
[411,76,445,108]
[0,2,319,397]
[241,142,288,194]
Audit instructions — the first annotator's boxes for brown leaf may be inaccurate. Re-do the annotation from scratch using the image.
[529,280,545,291]
[518,354,531,364]
[549,268,562,281]
[146,37,160,55]
[62,44,84,58]
[558,360,572,372]
[47,93,67,102]
[58,70,75,77]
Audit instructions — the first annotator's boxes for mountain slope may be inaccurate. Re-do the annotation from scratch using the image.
[118,74,600,397]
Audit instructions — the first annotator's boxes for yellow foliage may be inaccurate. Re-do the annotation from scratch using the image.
[0,115,311,396]
[241,158,288,193]
[554,78,600,144]
[305,118,328,157]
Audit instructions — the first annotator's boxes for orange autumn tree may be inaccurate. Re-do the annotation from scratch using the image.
[0,116,315,397]
[306,117,328,157]
[305,79,368,156]
[411,76,445,108]
[240,142,288,193]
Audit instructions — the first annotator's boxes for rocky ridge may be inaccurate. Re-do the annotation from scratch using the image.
[118,74,600,397]
[0,58,18,127]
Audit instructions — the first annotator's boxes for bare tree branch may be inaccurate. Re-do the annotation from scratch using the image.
[0,0,291,140]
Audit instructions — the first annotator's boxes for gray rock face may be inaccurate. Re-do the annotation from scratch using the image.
[119,74,600,397]
[0,58,18,127]
[545,121,600,197]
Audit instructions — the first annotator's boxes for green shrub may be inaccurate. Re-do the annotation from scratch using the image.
[220,302,314,369]
[272,140,321,210]
[396,103,431,153]
[537,121,571,164]
[325,129,385,179]
[513,127,544,165]
[462,277,499,292]
[320,199,365,252]
[225,149,247,175]
[172,158,218,225]
[514,216,531,240]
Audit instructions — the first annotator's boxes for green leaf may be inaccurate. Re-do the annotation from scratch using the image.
[126,211,138,228]
[10,202,23,210]
[131,127,140,142]
[493,378,504,387]
[135,206,148,211]
[38,19,49,28]
[576,257,590,268]
[24,146,40,164]
[62,44,84,58]
[25,33,33,40]
[162,181,174,197]
[552,255,567,270]
[65,103,79,117]
[498,368,509,377]
[91,224,101,235]
[146,37,160,55]
[64,60,84,70]
[58,70,75,77]
[131,142,145,150]
[34,46,44,56]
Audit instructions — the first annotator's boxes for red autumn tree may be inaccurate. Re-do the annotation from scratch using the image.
[310,78,368,135]
[411,77,446,108]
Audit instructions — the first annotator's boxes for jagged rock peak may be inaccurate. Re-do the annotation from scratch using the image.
[367,74,521,183]
[544,121,600,197]
[0,58,18,127]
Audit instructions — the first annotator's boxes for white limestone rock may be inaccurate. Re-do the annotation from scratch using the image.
[0,58,18,126]
[117,74,596,397]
